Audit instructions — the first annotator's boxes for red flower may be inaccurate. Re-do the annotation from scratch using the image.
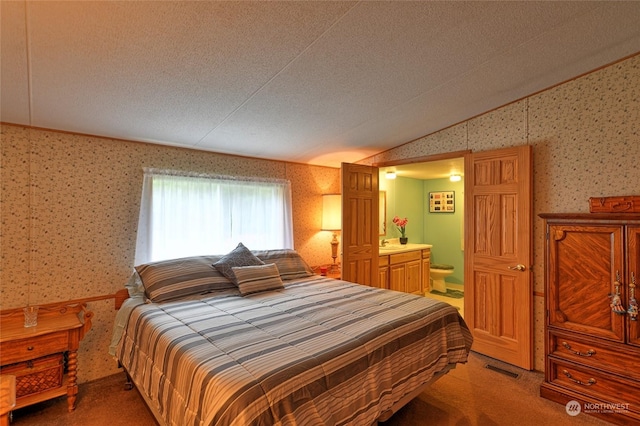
[392,216,408,237]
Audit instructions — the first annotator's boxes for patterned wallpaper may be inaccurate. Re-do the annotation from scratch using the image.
[360,54,640,370]
[2,53,638,382]
[0,126,340,382]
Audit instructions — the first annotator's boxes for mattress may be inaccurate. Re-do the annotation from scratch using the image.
[114,275,472,426]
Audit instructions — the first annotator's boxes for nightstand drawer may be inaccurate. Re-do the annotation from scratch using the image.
[0,331,69,364]
[1,354,64,398]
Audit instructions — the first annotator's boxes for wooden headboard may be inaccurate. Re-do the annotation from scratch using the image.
[114,288,130,310]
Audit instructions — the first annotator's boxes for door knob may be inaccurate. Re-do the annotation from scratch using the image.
[508,264,526,272]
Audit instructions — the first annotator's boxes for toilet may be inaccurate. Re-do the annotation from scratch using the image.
[430,263,454,293]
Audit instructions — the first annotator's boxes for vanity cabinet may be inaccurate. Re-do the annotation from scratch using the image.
[379,247,430,295]
[422,250,431,293]
[389,251,421,294]
[377,256,390,290]
[540,213,640,425]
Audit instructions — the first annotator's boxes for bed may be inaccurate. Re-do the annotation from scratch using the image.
[110,245,473,426]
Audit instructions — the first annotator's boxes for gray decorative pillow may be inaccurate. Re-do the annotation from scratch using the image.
[213,243,265,284]
[135,255,234,302]
[233,263,284,295]
[252,249,314,280]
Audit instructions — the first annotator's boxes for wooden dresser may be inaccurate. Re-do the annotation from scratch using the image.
[0,303,93,413]
[540,213,640,425]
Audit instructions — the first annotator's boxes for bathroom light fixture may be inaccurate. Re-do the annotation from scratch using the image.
[386,171,396,180]
[321,194,341,270]
[449,174,461,182]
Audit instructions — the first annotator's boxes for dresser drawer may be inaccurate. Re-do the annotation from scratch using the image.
[548,358,640,414]
[0,331,69,364]
[549,332,640,382]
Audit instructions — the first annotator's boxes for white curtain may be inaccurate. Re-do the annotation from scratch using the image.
[134,169,293,264]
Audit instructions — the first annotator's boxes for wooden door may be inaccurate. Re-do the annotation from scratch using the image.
[628,225,640,347]
[464,145,533,369]
[341,163,379,286]
[547,223,625,342]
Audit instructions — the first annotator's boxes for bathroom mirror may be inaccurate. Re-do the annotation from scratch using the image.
[379,191,386,236]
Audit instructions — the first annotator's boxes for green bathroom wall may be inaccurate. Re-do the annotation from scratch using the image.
[423,178,464,285]
[381,176,424,241]
[379,173,464,286]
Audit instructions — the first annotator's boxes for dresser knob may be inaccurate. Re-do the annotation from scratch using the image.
[27,346,34,351]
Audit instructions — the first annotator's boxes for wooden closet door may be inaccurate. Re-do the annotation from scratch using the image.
[628,225,640,347]
[547,223,626,342]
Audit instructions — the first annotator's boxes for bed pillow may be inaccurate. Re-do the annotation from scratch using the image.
[232,263,284,295]
[252,249,314,280]
[213,242,265,284]
[135,255,234,302]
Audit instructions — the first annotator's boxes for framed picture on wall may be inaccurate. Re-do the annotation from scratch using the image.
[429,191,455,213]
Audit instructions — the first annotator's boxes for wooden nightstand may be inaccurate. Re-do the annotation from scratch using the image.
[313,264,341,280]
[0,303,93,413]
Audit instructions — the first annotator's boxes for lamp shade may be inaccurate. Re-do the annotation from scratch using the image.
[321,194,341,231]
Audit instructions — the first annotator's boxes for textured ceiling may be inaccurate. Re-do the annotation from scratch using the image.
[2,1,640,168]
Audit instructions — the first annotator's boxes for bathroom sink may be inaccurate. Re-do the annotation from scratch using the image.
[379,244,403,250]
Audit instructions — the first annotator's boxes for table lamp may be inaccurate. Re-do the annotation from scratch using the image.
[321,194,341,270]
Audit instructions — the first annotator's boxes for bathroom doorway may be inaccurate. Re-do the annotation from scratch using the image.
[377,146,534,369]
[378,154,466,317]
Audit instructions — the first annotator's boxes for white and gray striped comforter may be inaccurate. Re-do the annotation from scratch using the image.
[115,276,473,426]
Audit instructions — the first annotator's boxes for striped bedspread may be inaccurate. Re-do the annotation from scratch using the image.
[116,276,473,426]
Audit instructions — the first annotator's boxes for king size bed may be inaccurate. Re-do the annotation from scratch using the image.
[110,245,473,426]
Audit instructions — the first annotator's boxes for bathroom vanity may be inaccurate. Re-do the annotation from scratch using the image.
[378,244,431,295]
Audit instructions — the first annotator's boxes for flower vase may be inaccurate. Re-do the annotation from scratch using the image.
[399,237,408,245]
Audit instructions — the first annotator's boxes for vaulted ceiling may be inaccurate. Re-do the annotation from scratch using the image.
[2,1,639,167]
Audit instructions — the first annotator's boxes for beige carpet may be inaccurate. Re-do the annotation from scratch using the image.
[10,352,614,426]
[382,352,613,426]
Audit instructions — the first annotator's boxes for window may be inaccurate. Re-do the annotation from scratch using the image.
[135,169,293,264]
